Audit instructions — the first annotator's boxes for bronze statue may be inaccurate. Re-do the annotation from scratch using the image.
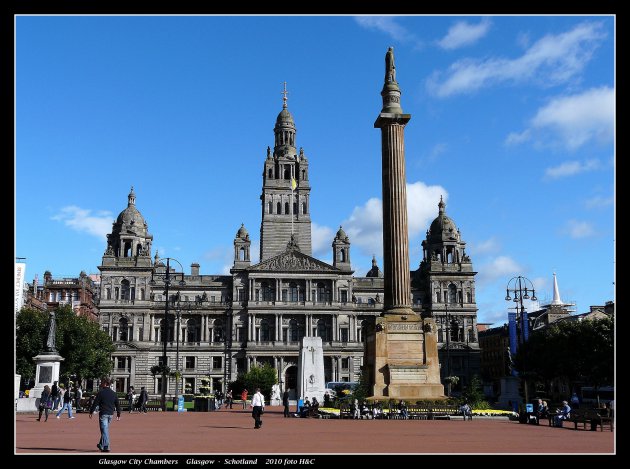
[45,311,58,353]
[385,46,396,83]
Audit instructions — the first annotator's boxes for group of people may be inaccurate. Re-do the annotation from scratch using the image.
[37,381,84,421]
[126,386,149,413]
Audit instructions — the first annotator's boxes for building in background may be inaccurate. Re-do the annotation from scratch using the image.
[96,96,480,397]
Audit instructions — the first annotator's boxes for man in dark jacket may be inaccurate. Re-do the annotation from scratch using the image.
[89,377,121,452]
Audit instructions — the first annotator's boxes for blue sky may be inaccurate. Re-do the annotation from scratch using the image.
[15,15,615,326]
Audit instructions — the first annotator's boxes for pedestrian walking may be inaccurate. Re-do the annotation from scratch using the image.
[37,385,52,422]
[89,377,121,453]
[138,387,149,413]
[55,386,74,419]
[251,388,265,429]
[50,381,60,410]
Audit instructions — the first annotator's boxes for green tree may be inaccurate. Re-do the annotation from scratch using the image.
[352,371,371,402]
[240,364,277,400]
[514,316,613,393]
[16,305,115,385]
[461,375,489,409]
[16,308,48,381]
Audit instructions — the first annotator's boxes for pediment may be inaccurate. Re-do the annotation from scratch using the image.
[249,249,340,272]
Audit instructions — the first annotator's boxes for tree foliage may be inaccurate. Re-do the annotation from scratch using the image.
[514,316,613,388]
[351,371,371,402]
[235,364,277,400]
[16,305,115,384]
[460,375,489,409]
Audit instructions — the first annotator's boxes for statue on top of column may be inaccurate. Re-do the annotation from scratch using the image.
[385,46,396,83]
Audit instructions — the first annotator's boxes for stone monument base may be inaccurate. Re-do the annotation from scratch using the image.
[367,314,444,400]
[497,376,522,410]
[21,352,65,413]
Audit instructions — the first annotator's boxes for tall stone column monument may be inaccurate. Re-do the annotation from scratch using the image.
[17,311,65,412]
[367,47,443,400]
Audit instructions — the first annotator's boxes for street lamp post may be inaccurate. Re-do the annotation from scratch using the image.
[149,257,186,412]
[505,275,537,405]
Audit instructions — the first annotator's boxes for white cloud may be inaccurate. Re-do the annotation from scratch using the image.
[51,206,113,239]
[312,223,334,257]
[563,219,596,239]
[585,195,613,209]
[428,22,606,97]
[469,237,500,256]
[477,255,523,286]
[427,143,448,161]
[354,16,422,47]
[544,159,601,179]
[437,18,491,50]
[342,181,447,256]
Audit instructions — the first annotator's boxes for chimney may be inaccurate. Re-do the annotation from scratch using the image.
[191,263,200,276]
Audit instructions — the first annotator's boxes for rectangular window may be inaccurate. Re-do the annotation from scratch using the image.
[117,357,127,370]
[238,289,244,302]
[212,378,222,393]
[237,327,246,342]
[341,358,349,369]
[158,356,169,366]
[185,357,195,370]
[184,377,195,394]
[212,357,222,369]
[282,290,287,302]
[156,377,165,393]
[211,296,216,303]
[340,290,348,303]
[340,328,349,343]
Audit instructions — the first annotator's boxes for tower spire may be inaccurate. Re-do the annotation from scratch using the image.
[281,81,289,109]
[438,195,445,214]
[551,272,563,305]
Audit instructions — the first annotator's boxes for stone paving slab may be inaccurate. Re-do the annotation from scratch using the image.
[15,406,614,455]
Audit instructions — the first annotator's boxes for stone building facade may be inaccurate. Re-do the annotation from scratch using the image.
[98,100,480,397]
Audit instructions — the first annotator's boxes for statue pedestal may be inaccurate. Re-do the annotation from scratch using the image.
[498,376,522,410]
[18,353,65,412]
[367,315,444,400]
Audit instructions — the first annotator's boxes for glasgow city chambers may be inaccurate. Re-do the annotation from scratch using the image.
[98,97,481,399]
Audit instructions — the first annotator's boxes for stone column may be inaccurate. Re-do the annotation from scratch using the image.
[374,48,412,316]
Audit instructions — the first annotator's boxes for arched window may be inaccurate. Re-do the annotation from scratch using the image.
[467,291,472,303]
[106,288,111,300]
[302,169,306,180]
[268,168,273,179]
[293,202,297,215]
[260,319,270,341]
[468,328,476,343]
[339,249,346,262]
[239,247,245,261]
[121,280,130,300]
[448,284,457,304]
[140,288,145,300]
[284,165,290,179]
[289,319,299,342]
[115,287,120,300]
[187,318,199,343]
[284,202,289,215]
[213,319,224,342]
[124,241,132,258]
[317,319,328,341]
[288,282,298,302]
[302,202,307,214]
[119,318,129,341]
[450,320,459,342]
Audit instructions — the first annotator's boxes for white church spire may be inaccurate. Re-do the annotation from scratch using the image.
[551,272,563,305]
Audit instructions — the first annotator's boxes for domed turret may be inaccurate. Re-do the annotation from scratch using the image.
[105,187,153,259]
[427,196,460,243]
[332,226,351,271]
[236,223,250,240]
[366,255,384,278]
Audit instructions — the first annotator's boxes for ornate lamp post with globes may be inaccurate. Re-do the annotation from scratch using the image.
[505,275,537,405]
[149,257,186,411]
